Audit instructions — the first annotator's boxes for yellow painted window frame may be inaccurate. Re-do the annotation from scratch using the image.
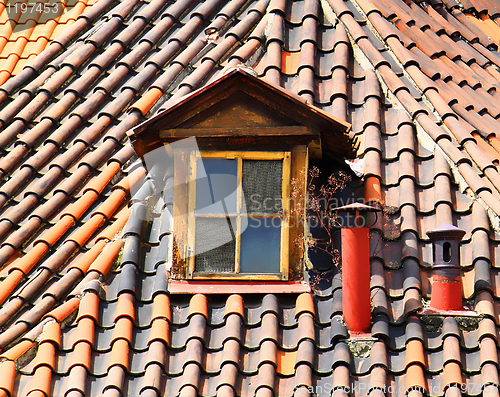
[185,150,291,280]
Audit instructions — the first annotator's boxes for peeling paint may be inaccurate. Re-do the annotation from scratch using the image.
[263,11,277,39]
[320,0,338,27]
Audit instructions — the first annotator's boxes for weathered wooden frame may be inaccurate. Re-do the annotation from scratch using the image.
[172,148,309,281]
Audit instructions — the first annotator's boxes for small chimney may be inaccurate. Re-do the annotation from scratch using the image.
[427,223,466,311]
[337,203,379,333]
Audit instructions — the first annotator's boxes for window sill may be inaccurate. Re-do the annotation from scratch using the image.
[167,280,310,294]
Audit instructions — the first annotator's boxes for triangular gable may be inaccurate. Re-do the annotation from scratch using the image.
[129,68,355,159]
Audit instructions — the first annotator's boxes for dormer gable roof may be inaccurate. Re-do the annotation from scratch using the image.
[129,67,355,159]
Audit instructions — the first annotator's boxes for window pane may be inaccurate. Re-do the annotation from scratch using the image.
[240,218,281,273]
[196,158,237,215]
[242,160,283,214]
[195,217,236,273]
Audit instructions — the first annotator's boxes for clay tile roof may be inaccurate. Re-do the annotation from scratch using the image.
[1,0,500,395]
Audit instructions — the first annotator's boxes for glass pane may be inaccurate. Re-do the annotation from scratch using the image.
[242,160,283,214]
[195,217,236,273]
[196,158,237,215]
[240,218,281,273]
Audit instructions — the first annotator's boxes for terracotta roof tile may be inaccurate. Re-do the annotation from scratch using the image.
[68,341,92,372]
[223,294,244,319]
[148,317,169,346]
[72,316,95,347]
[295,293,315,318]
[43,297,80,322]
[87,239,122,276]
[0,339,34,360]
[107,338,129,371]
[0,360,16,396]
[187,294,208,320]
[112,292,135,323]
[40,321,60,346]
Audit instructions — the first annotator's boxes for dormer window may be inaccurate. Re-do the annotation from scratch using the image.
[128,68,353,283]
[169,145,306,282]
[188,151,290,278]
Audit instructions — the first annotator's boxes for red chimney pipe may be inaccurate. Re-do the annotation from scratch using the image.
[341,226,371,332]
[427,223,466,311]
[337,203,378,333]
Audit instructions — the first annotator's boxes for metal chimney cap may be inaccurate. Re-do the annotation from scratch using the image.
[334,202,381,213]
[426,223,466,240]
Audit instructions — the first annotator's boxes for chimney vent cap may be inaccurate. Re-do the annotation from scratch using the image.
[427,223,466,241]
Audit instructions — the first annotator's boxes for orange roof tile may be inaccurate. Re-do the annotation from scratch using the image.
[0,339,34,360]
[364,176,382,204]
[295,293,315,318]
[0,53,18,71]
[405,340,426,368]
[29,365,52,396]
[32,342,55,370]
[405,364,426,392]
[84,163,122,196]
[9,243,48,275]
[151,293,171,322]
[187,294,208,319]
[93,189,127,220]
[111,317,133,345]
[0,360,16,396]
[87,239,122,276]
[113,293,135,323]
[0,269,24,305]
[281,51,301,75]
[76,291,99,322]
[68,239,107,273]
[69,341,91,371]
[148,318,169,346]
[95,206,131,242]
[129,87,163,116]
[67,215,105,247]
[223,294,244,319]
[107,338,129,371]
[443,362,463,390]
[30,20,56,38]
[73,317,95,346]
[276,349,297,376]
[10,56,25,74]
[113,166,147,194]
[62,190,98,220]
[34,215,74,247]
[43,297,80,322]
[40,321,61,348]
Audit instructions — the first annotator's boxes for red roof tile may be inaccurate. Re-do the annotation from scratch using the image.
[0,360,16,396]
[0,339,34,360]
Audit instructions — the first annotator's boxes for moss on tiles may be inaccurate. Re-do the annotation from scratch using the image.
[347,337,377,358]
